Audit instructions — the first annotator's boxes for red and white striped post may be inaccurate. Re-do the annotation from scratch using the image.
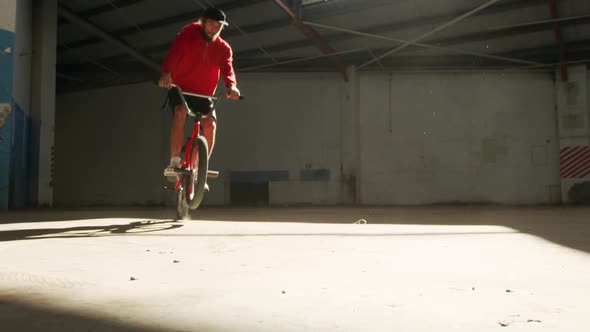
[556,65,590,203]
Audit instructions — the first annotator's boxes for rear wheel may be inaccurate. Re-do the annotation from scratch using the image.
[186,136,209,210]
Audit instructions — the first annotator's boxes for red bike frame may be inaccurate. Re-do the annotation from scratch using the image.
[177,118,204,191]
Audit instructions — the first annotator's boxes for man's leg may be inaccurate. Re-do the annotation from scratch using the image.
[200,116,216,192]
[200,116,217,158]
[165,105,187,182]
[171,105,187,159]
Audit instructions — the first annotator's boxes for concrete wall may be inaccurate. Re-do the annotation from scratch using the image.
[55,73,345,207]
[0,0,17,31]
[54,82,170,206]
[359,71,560,205]
[56,70,566,206]
[206,73,344,206]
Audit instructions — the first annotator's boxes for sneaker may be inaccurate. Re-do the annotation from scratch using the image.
[164,156,181,182]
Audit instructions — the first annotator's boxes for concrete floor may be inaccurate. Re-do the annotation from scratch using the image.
[0,206,589,331]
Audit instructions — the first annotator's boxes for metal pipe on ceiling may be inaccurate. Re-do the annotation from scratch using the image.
[273,0,349,81]
[303,21,544,66]
[239,48,367,71]
[486,14,590,30]
[359,0,503,68]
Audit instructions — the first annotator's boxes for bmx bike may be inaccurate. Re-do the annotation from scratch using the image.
[158,82,242,220]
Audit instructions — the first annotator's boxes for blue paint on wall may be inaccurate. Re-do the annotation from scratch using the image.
[230,170,289,183]
[300,168,331,181]
[0,28,15,210]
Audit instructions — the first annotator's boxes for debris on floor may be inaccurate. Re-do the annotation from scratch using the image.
[354,219,367,224]
[527,319,541,323]
[129,277,137,281]
[173,260,180,263]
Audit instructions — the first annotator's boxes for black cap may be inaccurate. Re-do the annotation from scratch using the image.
[203,7,229,26]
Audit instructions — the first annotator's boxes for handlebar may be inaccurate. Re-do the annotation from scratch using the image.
[154,81,244,100]
[155,80,243,118]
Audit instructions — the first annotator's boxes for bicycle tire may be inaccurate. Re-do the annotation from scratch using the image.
[186,136,209,210]
[176,184,190,220]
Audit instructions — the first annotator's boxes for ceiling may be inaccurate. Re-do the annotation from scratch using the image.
[55,0,590,93]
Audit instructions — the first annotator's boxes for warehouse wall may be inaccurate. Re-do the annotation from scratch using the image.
[55,82,169,206]
[359,71,560,205]
[55,70,565,206]
[55,73,345,207]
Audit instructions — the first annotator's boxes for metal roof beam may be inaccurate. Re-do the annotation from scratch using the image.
[58,0,267,52]
[232,0,548,57]
[88,9,590,71]
[58,3,160,72]
[60,0,551,67]
[235,14,590,61]
[273,0,348,81]
[58,0,145,26]
[359,0,503,68]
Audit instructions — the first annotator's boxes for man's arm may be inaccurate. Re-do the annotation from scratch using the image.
[220,44,240,99]
[159,28,187,88]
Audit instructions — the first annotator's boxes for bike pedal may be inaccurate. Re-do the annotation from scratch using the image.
[164,169,177,177]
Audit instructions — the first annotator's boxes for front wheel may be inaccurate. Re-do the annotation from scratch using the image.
[176,185,189,220]
[186,136,209,210]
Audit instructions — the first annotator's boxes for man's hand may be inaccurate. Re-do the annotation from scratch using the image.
[227,85,240,100]
[159,73,173,89]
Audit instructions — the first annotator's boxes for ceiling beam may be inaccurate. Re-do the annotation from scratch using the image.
[303,21,542,66]
[58,0,145,26]
[230,0,549,58]
[58,0,410,50]
[59,0,552,68]
[86,8,590,72]
[58,3,160,72]
[58,0,267,52]
[548,0,568,81]
[359,0,503,68]
[273,0,348,81]
[56,41,590,76]
[235,13,590,62]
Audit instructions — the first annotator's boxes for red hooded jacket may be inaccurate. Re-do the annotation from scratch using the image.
[162,23,236,96]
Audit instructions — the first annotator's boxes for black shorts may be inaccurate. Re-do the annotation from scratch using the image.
[167,87,216,120]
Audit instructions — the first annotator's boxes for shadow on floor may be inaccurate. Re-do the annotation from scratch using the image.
[0,207,177,223]
[0,219,182,241]
[0,206,589,254]
[0,294,220,332]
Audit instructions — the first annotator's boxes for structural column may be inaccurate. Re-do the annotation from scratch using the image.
[31,0,57,207]
[340,66,361,204]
